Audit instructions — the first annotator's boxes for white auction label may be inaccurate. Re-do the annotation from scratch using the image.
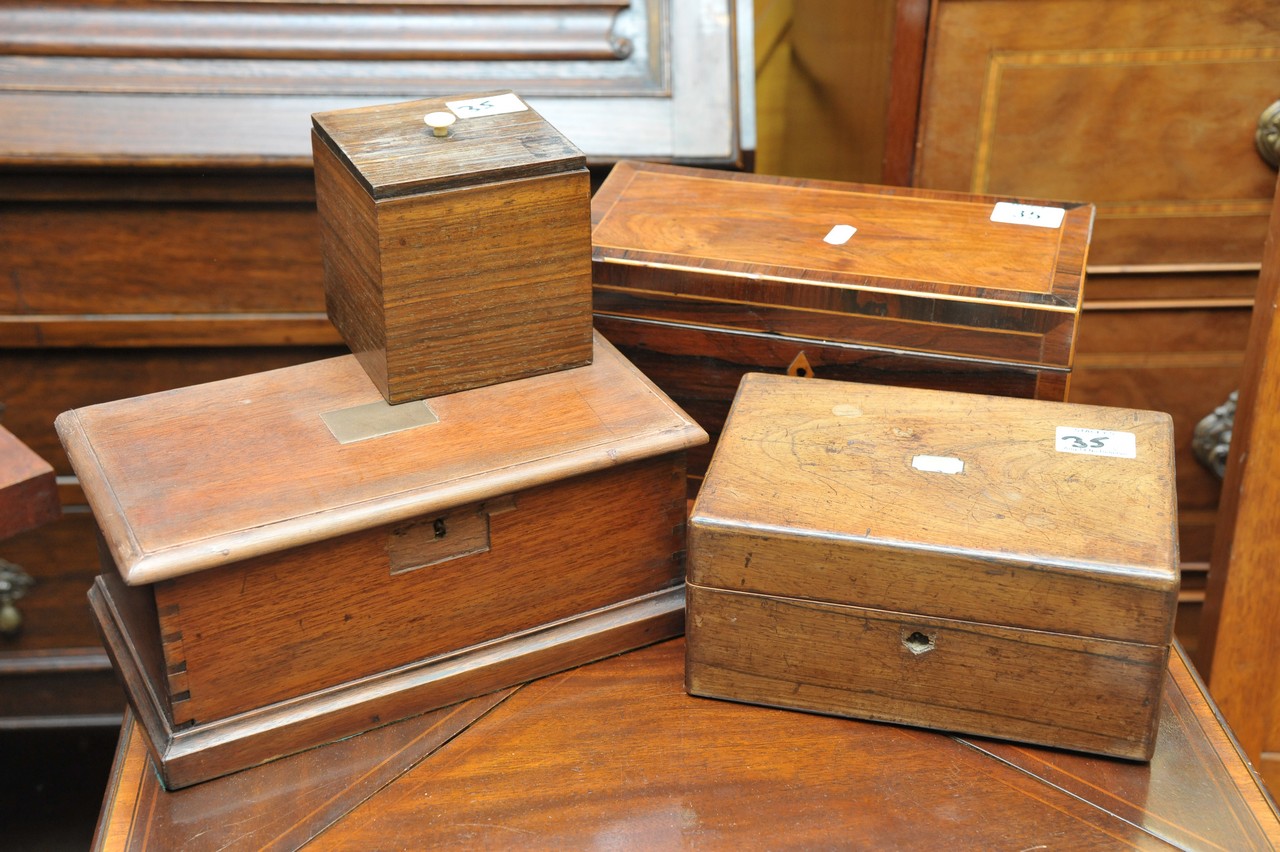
[823,224,857,245]
[911,455,965,475]
[1055,427,1137,459]
[990,201,1065,229]
[446,93,528,119]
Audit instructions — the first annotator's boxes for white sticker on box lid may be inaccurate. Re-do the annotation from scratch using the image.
[445,93,529,119]
[990,201,1065,229]
[824,224,857,245]
[1055,427,1137,459]
[912,455,965,475]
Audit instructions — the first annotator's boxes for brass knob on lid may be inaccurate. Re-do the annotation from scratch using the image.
[424,111,457,138]
[1256,100,1280,170]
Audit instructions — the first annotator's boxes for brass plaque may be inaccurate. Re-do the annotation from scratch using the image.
[320,399,439,444]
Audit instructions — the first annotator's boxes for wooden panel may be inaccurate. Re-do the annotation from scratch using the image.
[1069,299,1252,563]
[0,1,745,166]
[57,335,703,583]
[0,346,345,475]
[0,199,324,317]
[691,374,1178,638]
[0,511,104,651]
[593,162,1089,321]
[0,650,123,724]
[1200,171,1280,781]
[160,456,686,722]
[85,639,1275,850]
[915,0,1280,267]
[93,692,514,852]
[686,585,1167,759]
[0,425,59,540]
[594,315,1065,483]
[375,171,593,401]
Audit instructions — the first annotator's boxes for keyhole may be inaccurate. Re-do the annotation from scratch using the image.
[903,631,934,656]
[786,351,814,378]
[433,518,447,539]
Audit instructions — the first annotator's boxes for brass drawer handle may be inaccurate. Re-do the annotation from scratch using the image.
[0,557,34,638]
[1257,100,1280,169]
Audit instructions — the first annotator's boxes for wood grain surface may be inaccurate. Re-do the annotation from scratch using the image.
[686,372,1178,759]
[591,160,1090,368]
[913,0,1280,269]
[57,333,703,585]
[92,638,1280,851]
[1201,168,1280,791]
[312,92,585,199]
[313,92,593,403]
[0,424,59,541]
[592,314,1068,487]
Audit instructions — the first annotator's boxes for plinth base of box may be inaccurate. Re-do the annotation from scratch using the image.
[684,584,1168,762]
[91,577,685,789]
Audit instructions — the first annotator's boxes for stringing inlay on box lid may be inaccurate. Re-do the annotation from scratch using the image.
[312,90,593,404]
[591,161,1092,370]
[685,373,1178,760]
[57,332,706,788]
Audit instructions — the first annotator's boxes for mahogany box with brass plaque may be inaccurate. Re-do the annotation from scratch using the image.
[685,373,1178,760]
[57,332,705,789]
[591,161,1093,486]
[312,90,593,404]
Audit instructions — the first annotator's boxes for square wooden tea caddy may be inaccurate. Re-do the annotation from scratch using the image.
[313,90,593,404]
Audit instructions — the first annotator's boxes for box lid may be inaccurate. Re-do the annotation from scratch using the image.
[688,374,1178,646]
[311,90,585,200]
[57,332,705,586]
[591,161,1093,369]
[0,424,60,540]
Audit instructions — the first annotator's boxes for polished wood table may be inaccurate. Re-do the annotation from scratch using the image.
[94,638,1279,850]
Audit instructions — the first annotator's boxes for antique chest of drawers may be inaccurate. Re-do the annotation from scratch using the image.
[312,91,593,403]
[591,161,1094,485]
[685,373,1179,759]
[58,333,705,788]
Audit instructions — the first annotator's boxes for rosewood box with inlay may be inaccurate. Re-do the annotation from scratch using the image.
[590,161,1094,487]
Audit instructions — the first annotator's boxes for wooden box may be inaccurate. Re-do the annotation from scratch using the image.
[685,373,1178,760]
[592,161,1093,485]
[57,332,705,789]
[0,424,59,542]
[312,90,593,404]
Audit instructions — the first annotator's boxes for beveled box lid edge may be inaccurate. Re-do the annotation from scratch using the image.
[57,332,707,587]
[312,90,587,200]
[686,372,1179,646]
[591,160,1093,315]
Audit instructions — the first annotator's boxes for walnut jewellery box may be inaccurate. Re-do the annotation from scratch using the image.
[58,333,705,789]
[590,161,1094,486]
[685,373,1178,760]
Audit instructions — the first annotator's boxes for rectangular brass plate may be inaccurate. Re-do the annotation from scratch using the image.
[320,399,439,444]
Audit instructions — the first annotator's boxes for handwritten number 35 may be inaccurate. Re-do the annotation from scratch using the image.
[1061,435,1109,449]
